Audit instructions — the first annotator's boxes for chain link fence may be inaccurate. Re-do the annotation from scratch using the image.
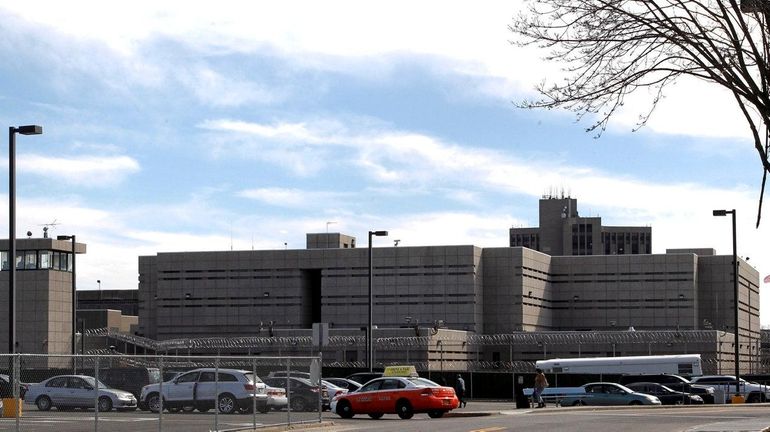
[0,354,323,432]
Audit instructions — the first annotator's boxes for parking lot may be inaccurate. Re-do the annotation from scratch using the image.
[5,403,770,432]
[0,409,322,432]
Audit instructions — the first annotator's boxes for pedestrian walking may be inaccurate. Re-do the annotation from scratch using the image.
[533,368,549,408]
[455,374,466,408]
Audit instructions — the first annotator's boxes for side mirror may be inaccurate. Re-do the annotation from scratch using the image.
[85,385,94,391]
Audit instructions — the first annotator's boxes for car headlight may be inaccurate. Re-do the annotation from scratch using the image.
[692,395,703,402]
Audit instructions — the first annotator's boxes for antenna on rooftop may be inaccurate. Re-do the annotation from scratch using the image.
[326,221,337,233]
[38,219,60,238]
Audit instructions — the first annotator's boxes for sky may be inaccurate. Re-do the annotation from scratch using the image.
[1,1,768,324]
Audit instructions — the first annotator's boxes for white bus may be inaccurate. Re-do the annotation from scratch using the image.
[536,354,702,376]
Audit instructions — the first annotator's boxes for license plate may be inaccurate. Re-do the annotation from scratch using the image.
[442,399,450,405]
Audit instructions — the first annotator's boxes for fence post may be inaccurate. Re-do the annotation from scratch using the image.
[158,355,163,432]
[318,353,322,424]
[252,357,257,430]
[214,356,219,432]
[94,356,99,432]
[14,353,20,432]
[286,357,291,426]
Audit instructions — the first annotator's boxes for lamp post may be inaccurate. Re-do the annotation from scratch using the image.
[367,230,388,372]
[8,125,42,354]
[713,209,739,397]
[57,235,76,356]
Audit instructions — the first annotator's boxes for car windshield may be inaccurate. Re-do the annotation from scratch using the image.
[407,378,439,387]
[82,377,109,388]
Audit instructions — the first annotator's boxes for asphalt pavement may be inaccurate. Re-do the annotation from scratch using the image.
[283,400,770,432]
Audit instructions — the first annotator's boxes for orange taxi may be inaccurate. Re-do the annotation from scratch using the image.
[330,366,459,419]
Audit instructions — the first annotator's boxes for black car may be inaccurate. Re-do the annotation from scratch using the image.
[618,374,715,404]
[262,376,329,412]
[625,382,704,405]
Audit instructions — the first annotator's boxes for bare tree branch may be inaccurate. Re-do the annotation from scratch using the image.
[512,0,770,226]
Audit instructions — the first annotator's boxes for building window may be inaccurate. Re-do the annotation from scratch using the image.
[24,251,36,269]
[0,249,71,272]
[39,251,51,269]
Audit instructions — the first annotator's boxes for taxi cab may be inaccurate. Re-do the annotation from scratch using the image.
[330,366,459,419]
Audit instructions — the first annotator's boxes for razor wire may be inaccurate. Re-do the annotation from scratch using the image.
[88,328,747,358]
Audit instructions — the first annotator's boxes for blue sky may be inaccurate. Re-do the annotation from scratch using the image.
[1,2,768,323]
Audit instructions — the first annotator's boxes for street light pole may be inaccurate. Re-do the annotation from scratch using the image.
[8,125,42,354]
[367,230,388,372]
[57,235,76,356]
[713,209,739,398]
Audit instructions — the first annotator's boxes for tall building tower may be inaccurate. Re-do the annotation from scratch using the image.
[510,195,651,256]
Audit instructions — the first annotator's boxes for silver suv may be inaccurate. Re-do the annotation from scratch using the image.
[140,368,267,414]
[689,376,770,403]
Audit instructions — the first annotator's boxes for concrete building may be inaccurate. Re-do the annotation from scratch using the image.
[0,237,85,355]
[77,289,139,316]
[136,199,759,372]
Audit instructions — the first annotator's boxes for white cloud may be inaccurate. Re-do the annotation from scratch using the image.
[237,187,348,208]
[16,154,140,186]
[180,67,285,107]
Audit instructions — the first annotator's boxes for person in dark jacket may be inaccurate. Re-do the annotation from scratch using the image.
[455,374,466,408]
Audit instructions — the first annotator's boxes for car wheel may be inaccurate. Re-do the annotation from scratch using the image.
[629,400,643,406]
[36,396,52,411]
[428,410,445,418]
[674,399,684,405]
[146,393,162,413]
[168,406,180,413]
[336,400,354,419]
[290,397,308,412]
[258,403,270,414]
[396,399,413,419]
[218,393,237,414]
[368,412,383,419]
[197,407,210,412]
[572,400,585,406]
[98,396,113,412]
[182,405,195,413]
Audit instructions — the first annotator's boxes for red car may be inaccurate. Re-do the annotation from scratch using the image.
[330,376,459,419]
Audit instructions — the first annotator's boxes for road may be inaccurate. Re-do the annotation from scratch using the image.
[2,403,770,432]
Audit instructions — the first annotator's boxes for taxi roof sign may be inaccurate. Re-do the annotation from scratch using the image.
[383,365,418,377]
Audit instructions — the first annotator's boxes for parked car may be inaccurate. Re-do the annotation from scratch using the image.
[323,378,362,393]
[559,382,661,406]
[262,376,329,412]
[320,380,348,409]
[98,367,160,409]
[24,375,137,412]
[346,372,383,385]
[0,374,28,399]
[265,385,288,411]
[330,376,458,419]
[624,382,703,405]
[140,368,268,414]
[689,375,770,403]
[618,373,715,404]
